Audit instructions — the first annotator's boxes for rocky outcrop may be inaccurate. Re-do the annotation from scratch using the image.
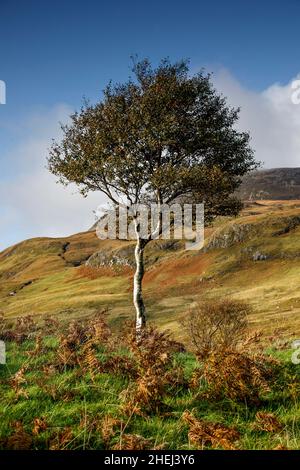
[252,251,268,261]
[85,240,182,269]
[272,216,300,236]
[204,223,260,251]
[86,246,135,268]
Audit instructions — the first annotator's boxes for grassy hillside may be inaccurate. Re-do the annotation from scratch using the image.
[1,200,300,340]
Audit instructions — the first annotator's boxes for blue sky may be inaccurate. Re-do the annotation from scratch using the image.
[0,0,300,249]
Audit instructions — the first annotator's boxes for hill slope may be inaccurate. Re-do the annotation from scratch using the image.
[238,168,300,200]
[1,200,300,338]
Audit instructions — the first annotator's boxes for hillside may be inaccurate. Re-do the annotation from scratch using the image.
[238,168,300,200]
[1,200,300,339]
[1,199,300,451]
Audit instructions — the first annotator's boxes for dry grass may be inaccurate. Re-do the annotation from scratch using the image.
[197,347,278,403]
[182,410,240,450]
[252,411,283,433]
[121,326,186,416]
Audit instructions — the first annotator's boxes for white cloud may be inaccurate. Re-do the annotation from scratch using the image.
[0,104,106,251]
[212,69,300,168]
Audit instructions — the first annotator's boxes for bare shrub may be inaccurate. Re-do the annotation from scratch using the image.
[186,299,280,403]
[184,299,250,359]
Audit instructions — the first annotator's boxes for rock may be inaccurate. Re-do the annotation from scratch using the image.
[205,223,258,251]
[252,251,268,261]
[86,247,135,269]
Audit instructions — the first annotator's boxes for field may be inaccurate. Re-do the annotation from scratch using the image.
[0,313,300,450]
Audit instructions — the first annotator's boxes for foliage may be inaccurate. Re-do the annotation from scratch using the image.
[182,410,240,450]
[47,57,257,328]
[48,58,256,214]
[197,347,279,403]
[121,325,186,415]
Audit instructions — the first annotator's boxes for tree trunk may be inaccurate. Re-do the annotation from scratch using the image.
[133,236,147,334]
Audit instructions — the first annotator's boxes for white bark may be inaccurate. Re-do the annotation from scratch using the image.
[133,199,162,335]
[133,236,146,333]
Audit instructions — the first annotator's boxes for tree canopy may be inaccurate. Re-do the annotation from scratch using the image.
[48,58,257,219]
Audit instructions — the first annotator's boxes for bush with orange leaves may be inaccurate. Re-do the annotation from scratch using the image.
[121,325,186,415]
[196,346,279,403]
[186,299,280,403]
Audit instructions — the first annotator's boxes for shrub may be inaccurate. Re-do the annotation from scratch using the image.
[196,347,278,403]
[184,299,250,359]
[186,299,280,403]
[121,325,185,415]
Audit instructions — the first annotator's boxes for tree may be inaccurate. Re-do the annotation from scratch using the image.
[48,58,257,333]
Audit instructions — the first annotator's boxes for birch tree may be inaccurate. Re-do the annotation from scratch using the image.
[48,58,257,333]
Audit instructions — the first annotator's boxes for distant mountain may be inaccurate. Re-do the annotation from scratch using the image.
[237,168,300,200]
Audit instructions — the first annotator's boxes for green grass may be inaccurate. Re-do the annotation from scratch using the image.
[1,334,300,450]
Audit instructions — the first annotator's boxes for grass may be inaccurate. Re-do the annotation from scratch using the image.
[0,314,300,450]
